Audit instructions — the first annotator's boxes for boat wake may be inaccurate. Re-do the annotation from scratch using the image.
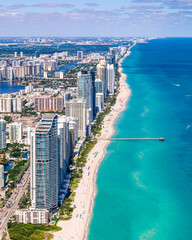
[141,107,150,117]
[168,81,180,87]
[133,171,147,189]
[185,125,191,130]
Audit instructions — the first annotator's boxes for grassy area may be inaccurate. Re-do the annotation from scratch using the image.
[8,222,62,240]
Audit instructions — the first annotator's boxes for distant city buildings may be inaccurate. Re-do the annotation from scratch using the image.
[77,51,83,60]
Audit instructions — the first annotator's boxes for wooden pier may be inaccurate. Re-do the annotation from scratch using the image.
[98,137,164,142]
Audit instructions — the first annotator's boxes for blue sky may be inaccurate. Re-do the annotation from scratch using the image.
[0,0,192,37]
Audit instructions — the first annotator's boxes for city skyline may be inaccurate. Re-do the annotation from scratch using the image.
[0,0,191,37]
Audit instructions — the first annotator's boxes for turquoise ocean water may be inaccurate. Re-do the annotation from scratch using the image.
[88,38,192,240]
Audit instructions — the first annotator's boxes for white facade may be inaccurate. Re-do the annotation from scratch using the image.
[58,116,70,187]
[15,209,49,224]
[96,93,104,113]
[25,84,33,94]
[66,99,87,138]
[0,97,22,113]
[96,62,107,98]
[107,64,115,95]
[77,71,93,125]
[9,122,23,142]
[26,127,35,145]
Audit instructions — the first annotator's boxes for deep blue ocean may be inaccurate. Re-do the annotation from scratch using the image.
[88,38,192,240]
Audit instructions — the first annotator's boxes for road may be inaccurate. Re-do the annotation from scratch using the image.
[0,167,30,239]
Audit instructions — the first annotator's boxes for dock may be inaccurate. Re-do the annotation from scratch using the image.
[97,137,165,142]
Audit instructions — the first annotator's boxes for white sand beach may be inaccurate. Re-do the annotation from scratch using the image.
[53,48,132,240]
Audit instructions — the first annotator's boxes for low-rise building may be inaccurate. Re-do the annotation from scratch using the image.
[15,209,49,224]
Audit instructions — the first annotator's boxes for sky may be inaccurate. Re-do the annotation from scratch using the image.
[0,0,192,37]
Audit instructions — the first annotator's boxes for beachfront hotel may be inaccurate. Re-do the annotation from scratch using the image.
[77,70,95,125]
[96,61,107,99]
[30,114,59,210]
[58,116,70,189]
[107,64,115,95]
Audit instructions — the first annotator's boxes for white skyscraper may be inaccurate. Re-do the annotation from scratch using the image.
[77,70,94,131]
[26,127,35,145]
[58,116,70,188]
[96,61,107,98]
[0,97,22,113]
[9,122,23,142]
[107,64,115,95]
[96,93,104,113]
[65,99,87,138]
[0,119,6,150]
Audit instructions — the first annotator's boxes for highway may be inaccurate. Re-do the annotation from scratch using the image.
[0,167,30,239]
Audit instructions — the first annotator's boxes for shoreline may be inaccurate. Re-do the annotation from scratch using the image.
[53,46,134,240]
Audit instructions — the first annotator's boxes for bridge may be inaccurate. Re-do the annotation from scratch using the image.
[97,137,165,142]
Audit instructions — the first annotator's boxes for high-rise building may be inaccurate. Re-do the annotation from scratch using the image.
[7,67,15,81]
[0,119,6,150]
[77,51,83,60]
[65,99,87,138]
[58,116,70,189]
[67,117,79,159]
[9,122,23,142]
[30,114,58,210]
[107,64,115,95]
[96,61,107,98]
[20,52,23,58]
[105,54,115,66]
[96,93,104,113]
[0,97,22,113]
[91,72,96,119]
[77,70,93,125]
[34,96,64,112]
[25,83,33,94]
[0,165,4,188]
[26,127,35,145]
[95,79,104,94]
[67,117,78,144]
